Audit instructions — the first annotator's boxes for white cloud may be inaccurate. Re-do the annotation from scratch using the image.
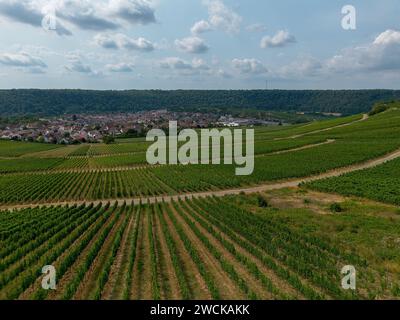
[25,66,47,74]
[106,0,156,25]
[94,33,120,49]
[276,56,322,79]
[191,58,210,70]
[123,36,155,51]
[203,0,242,34]
[191,20,212,35]
[175,36,209,54]
[94,33,155,52]
[160,57,193,70]
[65,60,93,73]
[56,0,119,31]
[326,29,400,73]
[246,23,267,33]
[261,30,296,48]
[159,57,211,75]
[106,62,135,72]
[232,58,267,74]
[0,0,156,35]
[0,0,72,35]
[273,29,400,80]
[0,52,47,70]
[216,68,232,78]
[64,54,102,76]
[373,29,400,46]
[58,0,156,30]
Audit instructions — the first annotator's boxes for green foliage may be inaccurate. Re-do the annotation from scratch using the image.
[156,203,191,299]
[330,203,343,213]
[103,136,115,144]
[257,195,270,208]
[0,107,400,208]
[0,203,110,299]
[196,197,361,299]
[0,89,399,116]
[0,140,61,157]
[147,207,161,300]
[180,199,286,299]
[92,205,129,300]
[68,145,90,156]
[369,103,390,116]
[173,200,258,300]
[0,157,63,173]
[164,202,220,299]
[123,205,141,300]
[62,203,122,300]
[1,197,398,300]
[307,157,400,206]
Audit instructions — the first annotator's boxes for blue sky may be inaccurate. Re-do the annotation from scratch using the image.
[0,0,399,89]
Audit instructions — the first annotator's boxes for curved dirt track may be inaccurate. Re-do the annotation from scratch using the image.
[274,114,369,140]
[3,146,400,211]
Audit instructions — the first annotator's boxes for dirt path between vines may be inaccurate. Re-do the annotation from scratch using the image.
[2,146,400,211]
[274,114,369,140]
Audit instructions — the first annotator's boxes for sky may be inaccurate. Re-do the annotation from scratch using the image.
[0,0,399,90]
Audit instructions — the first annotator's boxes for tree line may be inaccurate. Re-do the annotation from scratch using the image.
[0,89,399,116]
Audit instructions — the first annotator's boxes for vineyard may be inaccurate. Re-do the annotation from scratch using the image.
[0,140,62,157]
[0,109,400,205]
[1,195,398,300]
[1,103,400,301]
[305,157,400,205]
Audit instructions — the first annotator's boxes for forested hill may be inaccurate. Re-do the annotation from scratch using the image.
[0,89,399,116]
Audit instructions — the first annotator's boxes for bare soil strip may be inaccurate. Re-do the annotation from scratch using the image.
[18,207,104,300]
[184,200,304,300]
[153,212,182,300]
[46,208,117,300]
[264,139,335,156]
[73,212,126,300]
[162,207,212,300]
[129,210,144,299]
[102,211,136,300]
[191,197,331,299]
[130,210,152,300]
[151,209,171,299]
[189,199,328,299]
[176,201,274,300]
[274,114,369,140]
[168,203,246,300]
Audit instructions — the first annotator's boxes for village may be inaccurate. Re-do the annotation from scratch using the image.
[0,110,278,145]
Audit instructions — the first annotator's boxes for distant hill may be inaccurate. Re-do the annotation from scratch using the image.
[0,89,399,116]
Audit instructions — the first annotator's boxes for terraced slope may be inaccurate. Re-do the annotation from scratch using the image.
[1,109,400,206]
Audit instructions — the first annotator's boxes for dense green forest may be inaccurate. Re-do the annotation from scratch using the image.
[0,89,399,116]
